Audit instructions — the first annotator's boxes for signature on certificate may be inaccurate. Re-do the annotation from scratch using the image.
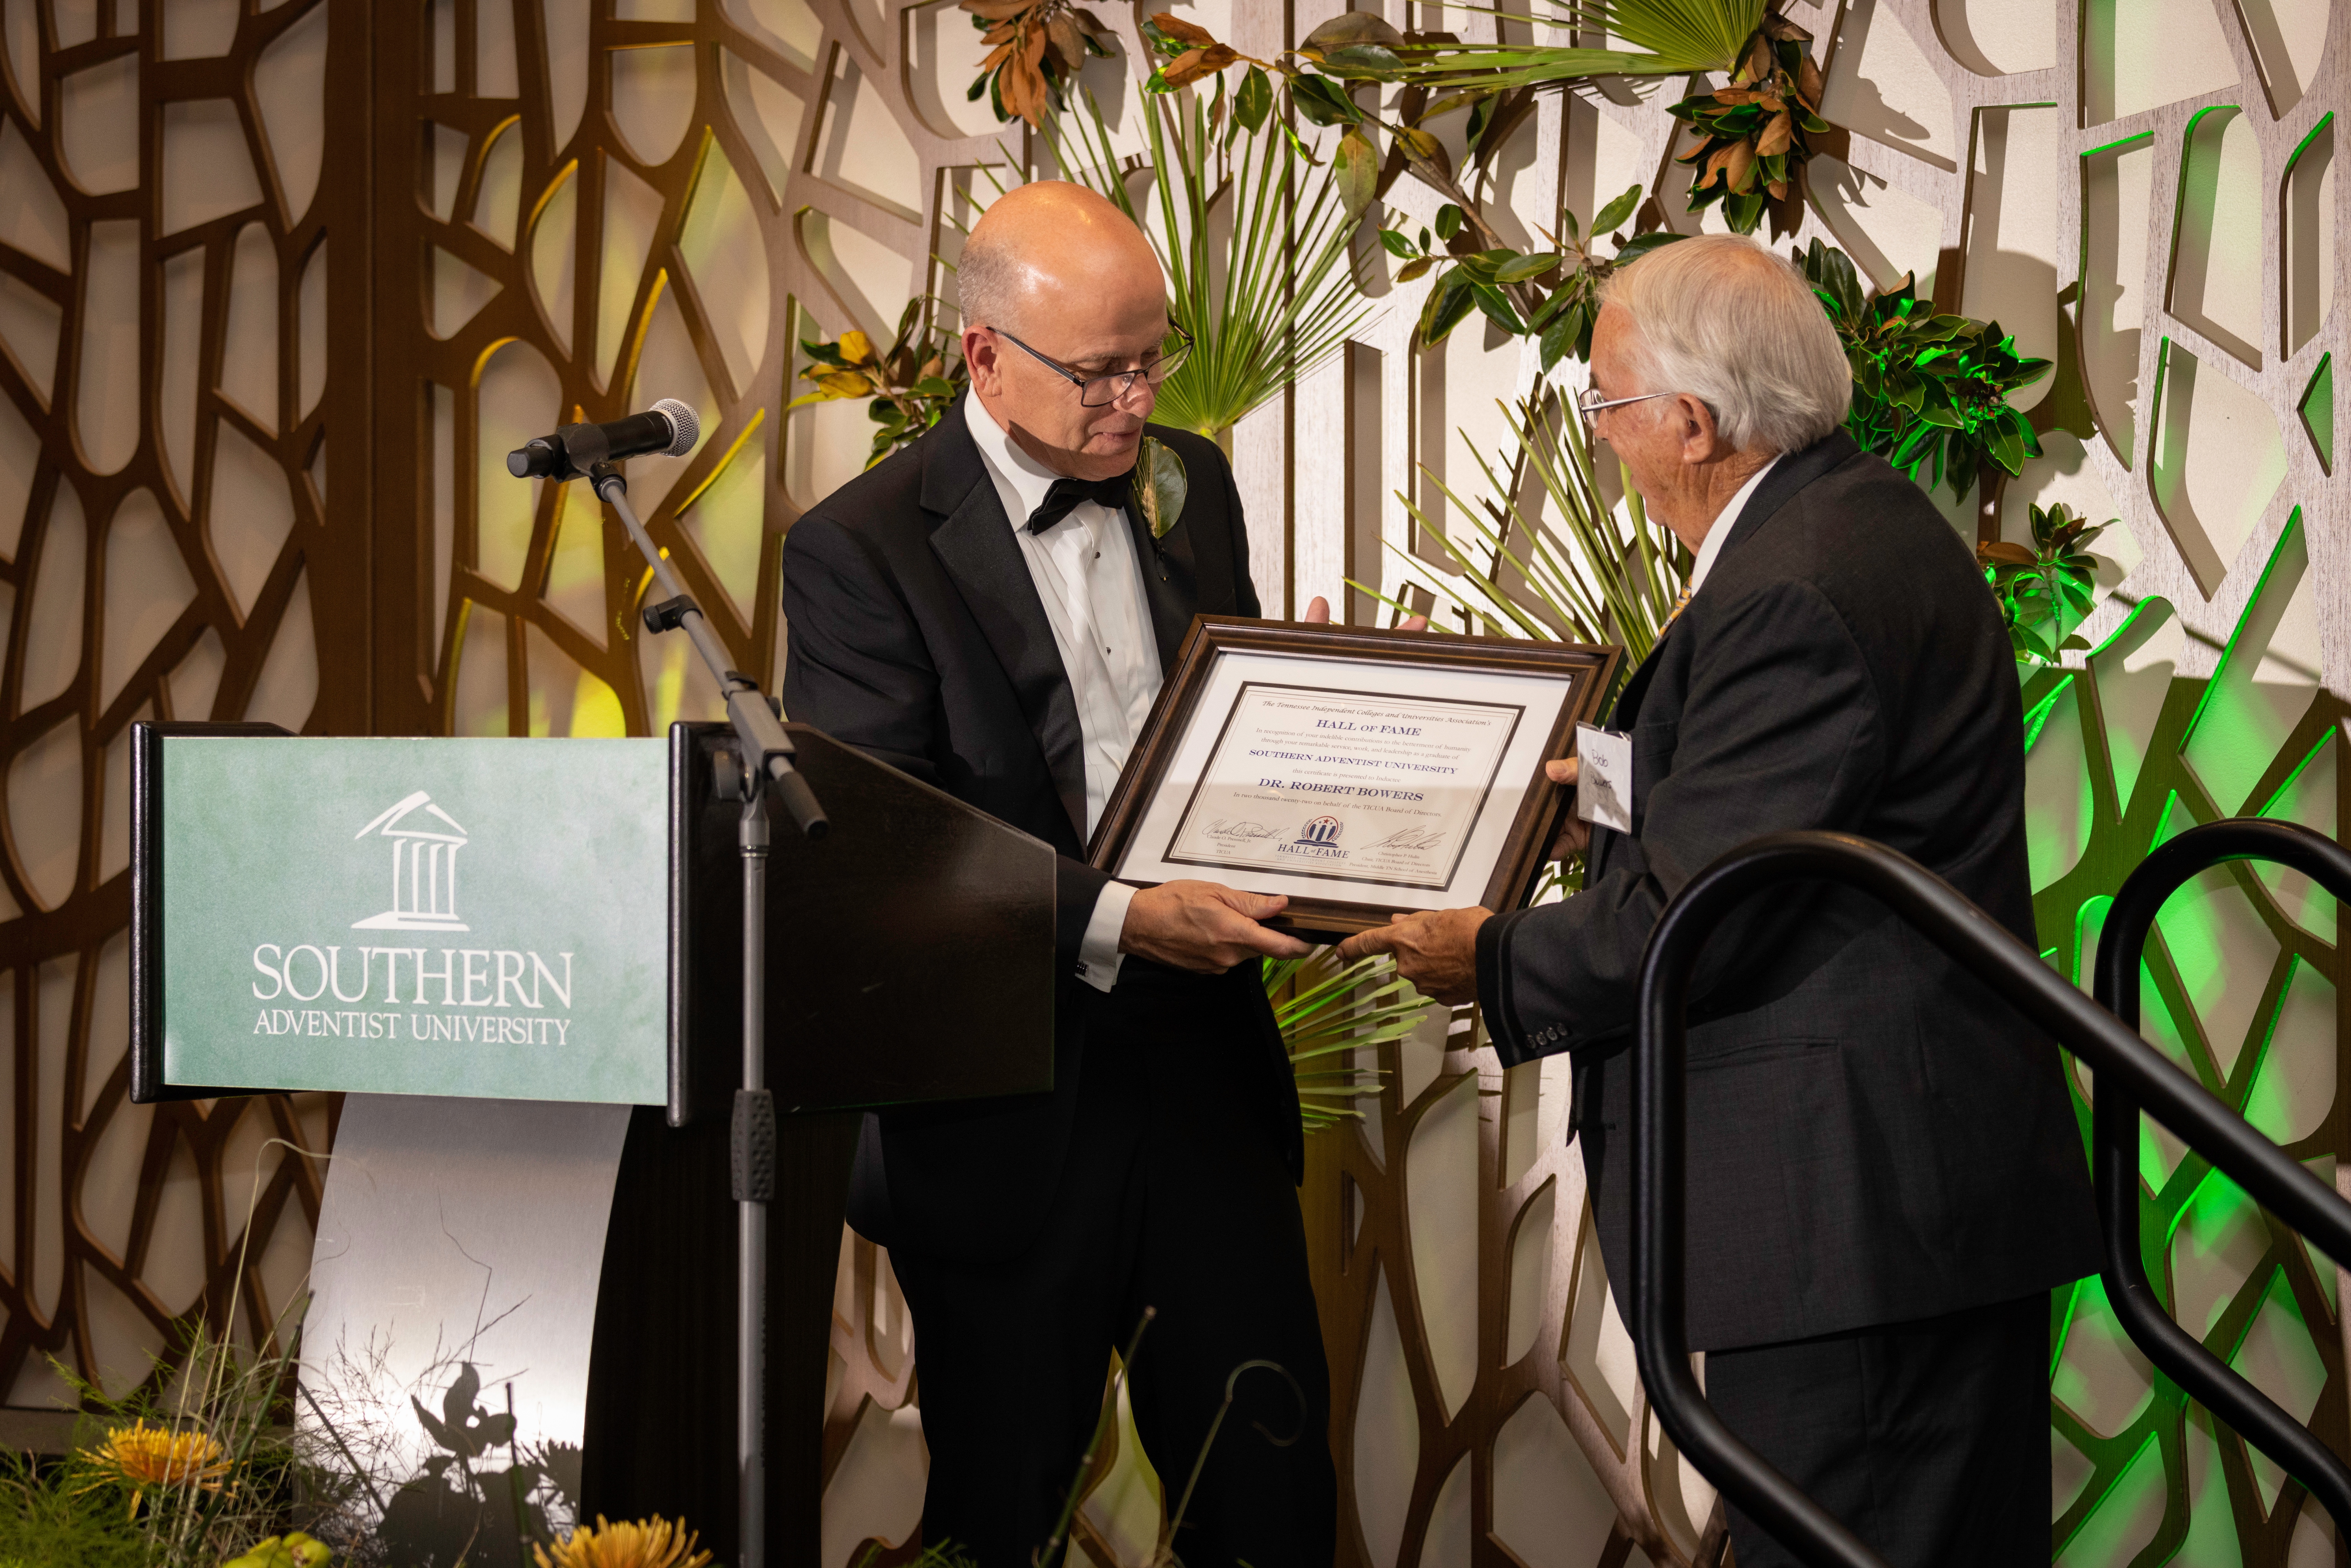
[1203,818,1278,843]
[1366,827,1447,851]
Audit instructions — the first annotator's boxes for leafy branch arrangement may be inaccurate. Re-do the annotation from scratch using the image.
[1797,240,2050,500]
[1375,183,1683,365]
[1669,11,1831,235]
[788,296,970,471]
[1979,501,2107,666]
[959,0,1116,127]
[1127,1,1837,237]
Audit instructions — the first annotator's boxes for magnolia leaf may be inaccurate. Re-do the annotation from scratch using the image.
[1395,124,1449,175]
[1492,251,1561,283]
[1235,64,1273,131]
[1977,541,2036,566]
[1149,11,1216,46]
[1612,230,1685,266]
[1418,272,1478,346]
[1159,43,1238,87]
[1132,435,1188,541]
[1290,73,1362,126]
[1435,203,1464,241]
[1378,226,1418,259]
[838,329,874,364]
[1591,182,1642,236]
[1334,127,1380,219]
[1301,12,1407,52]
[1539,308,1580,370]
[1322,43,1405,78]
[1395,256,1437,283]
[1470,281,1527,334]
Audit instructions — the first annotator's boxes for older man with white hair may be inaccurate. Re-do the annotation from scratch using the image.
[1342,235,2100,1564]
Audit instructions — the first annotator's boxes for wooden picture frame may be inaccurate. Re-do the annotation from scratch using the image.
[1089,617,1621,941]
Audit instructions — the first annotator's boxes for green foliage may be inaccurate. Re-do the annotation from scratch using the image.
[0,1452,147,1568]
[1264,950,1419,1132]
[789,295,968,469]
[1043,83,1369,438]
[1376,184,1683,365]
[1980,502,2107,665]
[1797,239,2051,500]
[1669,14,1830,236]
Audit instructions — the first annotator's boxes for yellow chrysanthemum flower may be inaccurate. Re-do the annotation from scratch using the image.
[73,1420,230,1517]
[532,1515,713,1568]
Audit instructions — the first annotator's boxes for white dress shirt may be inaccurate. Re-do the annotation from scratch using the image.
[965,390,1162,991]
[1687,454,1780,596]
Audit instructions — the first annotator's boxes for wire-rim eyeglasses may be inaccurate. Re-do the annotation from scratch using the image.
[992,324,1194,407]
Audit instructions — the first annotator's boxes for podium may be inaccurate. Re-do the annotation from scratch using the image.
[130,719,1055,1567]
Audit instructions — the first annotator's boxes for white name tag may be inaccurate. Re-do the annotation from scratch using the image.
[1575,723,1633,834]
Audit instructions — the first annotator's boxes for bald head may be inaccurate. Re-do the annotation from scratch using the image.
[958,181,1162,337]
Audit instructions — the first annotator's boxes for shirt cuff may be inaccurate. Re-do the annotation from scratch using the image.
[1076,880,1138,992]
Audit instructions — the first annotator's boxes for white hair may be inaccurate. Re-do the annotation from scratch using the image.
[1599,234,1852,455]
[954,227,1032,337]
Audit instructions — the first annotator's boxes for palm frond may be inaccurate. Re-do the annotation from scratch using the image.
[1043,86,1370,438]
[1264,948,1436,1132]
[1365,0,1760,91]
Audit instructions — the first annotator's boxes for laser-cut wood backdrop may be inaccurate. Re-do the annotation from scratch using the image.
[1,0,2348,1563]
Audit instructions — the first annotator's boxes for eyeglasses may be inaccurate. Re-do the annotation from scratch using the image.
[1575,386,1679,417]
[993,324,1193,407]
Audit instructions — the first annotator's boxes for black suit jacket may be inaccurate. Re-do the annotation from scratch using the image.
[1474,432,2102,1350]
[779,402,1302,1262]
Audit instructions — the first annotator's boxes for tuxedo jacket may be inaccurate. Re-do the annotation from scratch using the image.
[1475,431,2102,1351]
[779,403,1302,1263]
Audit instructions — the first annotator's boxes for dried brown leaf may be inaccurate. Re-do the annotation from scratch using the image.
[1723,138,1756,192]
[1159,42,1238,86]
[1150,12,1217,46]
[1045,11,1087,70]
[1756,109,1792,157]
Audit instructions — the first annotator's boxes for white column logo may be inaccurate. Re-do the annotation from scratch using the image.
[352,791,471,931]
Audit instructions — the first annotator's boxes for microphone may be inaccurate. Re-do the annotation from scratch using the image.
[507,399,699,478]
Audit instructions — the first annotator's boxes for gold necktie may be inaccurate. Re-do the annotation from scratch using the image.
[1662,587,1693,629]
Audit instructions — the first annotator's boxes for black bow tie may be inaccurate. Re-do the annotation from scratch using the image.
[1026,472,1132,535]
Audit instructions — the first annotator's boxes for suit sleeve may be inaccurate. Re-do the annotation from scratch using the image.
[783,511,1113,974]
[1479,578,1886,1063]
[779,512,943,783]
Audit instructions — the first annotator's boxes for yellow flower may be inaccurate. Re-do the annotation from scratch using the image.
[221,1531,332,1568]
[533,1516,713,1568]
[73,1420,230,1517]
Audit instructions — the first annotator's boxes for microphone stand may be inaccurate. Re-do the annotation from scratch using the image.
[585,459,827,1568]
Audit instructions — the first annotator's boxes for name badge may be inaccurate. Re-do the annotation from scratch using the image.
[1575,723,1633,834]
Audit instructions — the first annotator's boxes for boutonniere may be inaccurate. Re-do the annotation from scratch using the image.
[1132,435,1187,544]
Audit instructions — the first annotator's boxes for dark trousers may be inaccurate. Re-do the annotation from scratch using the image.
[888,964,1338,1568]
[1708,1290,2051,1568]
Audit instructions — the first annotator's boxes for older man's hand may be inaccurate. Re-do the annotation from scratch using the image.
[1302,595,1428,632]
[1335,907,1490,1007]
[1547,756,1590,862]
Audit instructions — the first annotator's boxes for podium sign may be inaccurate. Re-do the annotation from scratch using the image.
[138,729,668,1104]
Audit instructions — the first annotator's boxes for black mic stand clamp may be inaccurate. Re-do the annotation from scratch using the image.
[585,459,824,1568]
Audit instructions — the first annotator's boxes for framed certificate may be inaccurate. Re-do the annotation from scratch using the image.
[1090,617,1620,940]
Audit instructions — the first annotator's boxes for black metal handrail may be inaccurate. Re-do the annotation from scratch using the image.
[2091,818,2351,1534]
[1634,830,2351,1568]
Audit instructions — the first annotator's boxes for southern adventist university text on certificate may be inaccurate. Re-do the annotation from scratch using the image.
[1162,684,1523,892]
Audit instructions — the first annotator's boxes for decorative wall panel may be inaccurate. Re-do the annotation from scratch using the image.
[0,0,371,1410]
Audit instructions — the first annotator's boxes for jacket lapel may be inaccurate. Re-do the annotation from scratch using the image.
[923,405,1090,843]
